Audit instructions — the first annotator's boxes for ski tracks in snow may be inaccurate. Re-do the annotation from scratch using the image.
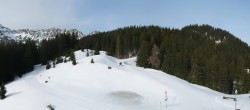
[23,73,112,110]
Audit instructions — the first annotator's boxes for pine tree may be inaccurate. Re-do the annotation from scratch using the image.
[137,41,151,68]
[115,35,121,58]
[148,44,160,69]
[94,43,100,55]
[23,40,38,72]
[188,48,205,85]
[0,83,7,99]
[70,52,77,65]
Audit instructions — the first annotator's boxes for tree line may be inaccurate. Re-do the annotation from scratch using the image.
[0,33,78,84]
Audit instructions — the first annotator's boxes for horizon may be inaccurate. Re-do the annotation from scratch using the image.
[0,0,249,44]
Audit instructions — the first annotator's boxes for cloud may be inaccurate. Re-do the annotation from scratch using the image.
[0,0,76,29]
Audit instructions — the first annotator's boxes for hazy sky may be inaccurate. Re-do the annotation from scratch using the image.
[0,0,249,44]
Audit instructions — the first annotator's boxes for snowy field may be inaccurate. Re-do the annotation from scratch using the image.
[0,50,249,110]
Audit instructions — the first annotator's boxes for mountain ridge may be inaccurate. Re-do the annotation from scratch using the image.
[0,24,85,43]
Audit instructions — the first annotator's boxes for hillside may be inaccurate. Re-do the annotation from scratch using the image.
[0,50,249,110]
[79,25,250,94]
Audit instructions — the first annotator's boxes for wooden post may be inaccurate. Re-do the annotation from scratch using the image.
[165,90,168,108]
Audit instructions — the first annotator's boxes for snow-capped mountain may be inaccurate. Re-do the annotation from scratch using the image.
[0,24,14,41]
[0,24,84,43]
[88,31,100,36]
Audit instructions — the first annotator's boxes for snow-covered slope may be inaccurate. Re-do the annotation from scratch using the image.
[0,50,249,110]
[0,24,84,43]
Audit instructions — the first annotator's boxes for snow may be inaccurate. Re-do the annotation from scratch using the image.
[215,39,222,44]
[0,50,250,110]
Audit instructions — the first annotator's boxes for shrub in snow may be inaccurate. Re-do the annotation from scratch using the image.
[46,62,51,70]
[94,50,100,55]
[47,104,56,110]
[108,66,111,69]
[86,52,89,57]
[119,62,123,66]
[91,58,94,63]
[56,57,63,64]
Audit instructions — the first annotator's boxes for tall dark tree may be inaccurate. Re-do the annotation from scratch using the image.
[148,44,160,69]
[137,41,151,68]
[23,40,38,72]
[70,52,77,65]
[94,43,100,55]
[115,35,121,58]
[188,48,205,85]
[0,83,7,99]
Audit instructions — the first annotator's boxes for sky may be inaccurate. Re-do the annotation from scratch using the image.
[0,0,249,44]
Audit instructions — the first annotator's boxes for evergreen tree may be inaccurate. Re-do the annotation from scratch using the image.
[188,47,205,85]
[137,41,151,68]
[94,43,100,55]
[0,83,7,99]
[70,52,77,65]
[23,40,38,72]
[148,44,160,69]
[115,35,121,58]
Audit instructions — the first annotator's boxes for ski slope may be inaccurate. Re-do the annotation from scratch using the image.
[0,50,249,110]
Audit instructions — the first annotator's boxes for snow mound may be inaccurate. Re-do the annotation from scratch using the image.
[109,91,143,104]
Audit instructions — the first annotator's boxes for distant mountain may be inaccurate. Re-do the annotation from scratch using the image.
[88,31,100,36]
[0,24,84,43]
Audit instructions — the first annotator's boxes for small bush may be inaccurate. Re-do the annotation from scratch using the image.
[56,57,63,64]
[46,62,51,70]
[108,66,112,69]
[47,104,56,110]
[91,58,94,63]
